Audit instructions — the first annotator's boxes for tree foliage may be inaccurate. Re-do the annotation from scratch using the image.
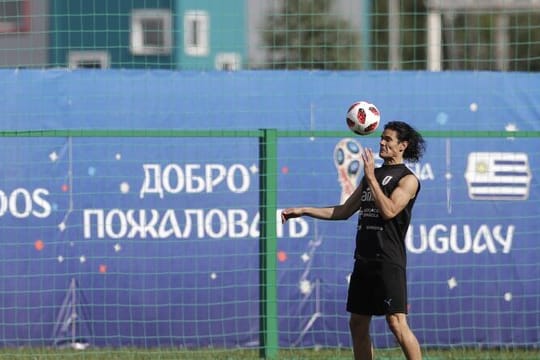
[261,0,361,70]
[261,0,539,71]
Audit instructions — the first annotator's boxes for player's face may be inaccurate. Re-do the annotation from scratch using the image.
[378,129,407,162]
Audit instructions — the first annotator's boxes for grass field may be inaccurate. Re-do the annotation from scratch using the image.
[1,347,539,360]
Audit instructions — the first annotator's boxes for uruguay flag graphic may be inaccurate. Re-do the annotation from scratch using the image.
[464,152,531,200]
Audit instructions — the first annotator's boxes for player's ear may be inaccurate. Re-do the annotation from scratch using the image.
[399,140,408,153]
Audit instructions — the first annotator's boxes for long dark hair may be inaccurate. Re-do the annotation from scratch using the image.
[384,121,426,162]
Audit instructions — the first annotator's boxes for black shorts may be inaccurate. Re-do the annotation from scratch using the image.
[346,258,408,316]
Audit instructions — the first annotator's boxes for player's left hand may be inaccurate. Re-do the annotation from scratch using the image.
[362,148,376,179]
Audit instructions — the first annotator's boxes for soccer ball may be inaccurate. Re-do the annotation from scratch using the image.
[346,101,380,135]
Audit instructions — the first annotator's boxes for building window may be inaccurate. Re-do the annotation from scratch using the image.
[184,10,209,56]
[130,9,172,56]
[0,0,30,33]
[215,52,241,71]
[68,51,110,69]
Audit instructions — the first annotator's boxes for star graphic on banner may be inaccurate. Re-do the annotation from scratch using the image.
[447,276,458,290]
[46,144,127,275]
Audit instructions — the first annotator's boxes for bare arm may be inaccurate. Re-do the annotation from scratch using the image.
[367,174,418,220]
[281,183,363,224]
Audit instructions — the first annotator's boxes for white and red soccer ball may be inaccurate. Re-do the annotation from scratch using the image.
[346,101,380,135]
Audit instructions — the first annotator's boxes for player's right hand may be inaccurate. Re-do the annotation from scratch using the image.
[280,208,299,224]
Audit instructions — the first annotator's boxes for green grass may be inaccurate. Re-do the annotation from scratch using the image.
[0,347,538,360]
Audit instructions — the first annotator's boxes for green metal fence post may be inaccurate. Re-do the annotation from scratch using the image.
[259,129,279,359]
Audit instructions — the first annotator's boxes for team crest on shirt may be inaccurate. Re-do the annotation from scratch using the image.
[382,176,393,186]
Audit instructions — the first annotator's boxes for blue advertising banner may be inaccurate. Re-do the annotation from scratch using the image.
[277,135,538,348]
[0,69,538,348]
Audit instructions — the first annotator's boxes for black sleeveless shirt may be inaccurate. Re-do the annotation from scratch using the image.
[354,164,420,269]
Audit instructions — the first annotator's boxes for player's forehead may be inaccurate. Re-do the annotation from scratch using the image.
[381,128,399,141]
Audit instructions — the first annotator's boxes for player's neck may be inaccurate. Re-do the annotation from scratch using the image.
[383,157,403,166]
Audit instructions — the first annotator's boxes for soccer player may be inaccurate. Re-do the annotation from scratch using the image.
[281,121,426,360]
